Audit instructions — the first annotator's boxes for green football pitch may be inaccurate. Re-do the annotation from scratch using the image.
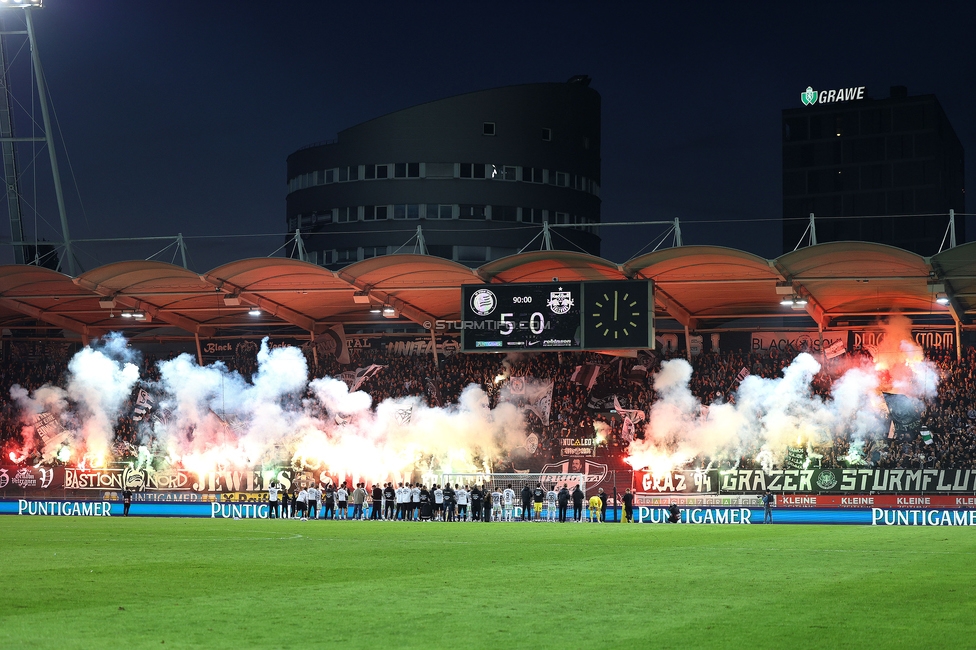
[1,518,973,649]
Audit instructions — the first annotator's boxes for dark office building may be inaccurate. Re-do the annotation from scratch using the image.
[782,86,964,255]
[286,78,601,268]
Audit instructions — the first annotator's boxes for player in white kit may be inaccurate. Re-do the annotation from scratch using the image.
[546,487,558,522]
[502,484,516,522]
[491,488,502,521]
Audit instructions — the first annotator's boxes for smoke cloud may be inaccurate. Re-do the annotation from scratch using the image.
[625,320,939,473]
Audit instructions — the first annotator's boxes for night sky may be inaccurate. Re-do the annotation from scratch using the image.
[3,1,974,272]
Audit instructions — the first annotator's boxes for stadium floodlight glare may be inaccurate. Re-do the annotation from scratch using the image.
[369,305,382,314]
[792,295,808,306]
[248,308,262,316]
[779,297,794,306]
[120,311,133,318]
[936,292,950,306]
[0,0,44,8]
[382,305,395,314]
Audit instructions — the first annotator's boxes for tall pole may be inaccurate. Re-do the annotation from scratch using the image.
[0,23,26,264]
[24,7,75,275]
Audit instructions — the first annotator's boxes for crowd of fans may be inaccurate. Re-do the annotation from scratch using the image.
[0,336,974,471]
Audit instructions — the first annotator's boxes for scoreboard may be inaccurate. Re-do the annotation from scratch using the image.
[460,280,653,352]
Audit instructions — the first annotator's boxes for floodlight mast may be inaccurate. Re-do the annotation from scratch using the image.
[0,1,75,273]
[22,3,76,275]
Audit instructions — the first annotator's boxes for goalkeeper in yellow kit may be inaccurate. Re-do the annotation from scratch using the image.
[587,494,603,522]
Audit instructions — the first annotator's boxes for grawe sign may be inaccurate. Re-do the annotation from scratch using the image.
[801,86,866,106]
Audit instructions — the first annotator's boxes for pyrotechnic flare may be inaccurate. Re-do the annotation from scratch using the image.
[625,320,939,474]
[10,335,530,483]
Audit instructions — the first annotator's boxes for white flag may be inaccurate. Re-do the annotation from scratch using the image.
[824,340,847,359]
[523,380,553,425]
[613,396,645,425]
[395,407,412,425]
[132,389,154,421]
[351,364,387,391]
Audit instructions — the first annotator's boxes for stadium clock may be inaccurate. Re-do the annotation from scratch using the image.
[581,280,653,350]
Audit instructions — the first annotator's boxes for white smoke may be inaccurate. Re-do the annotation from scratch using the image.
[10,332,140,465]
[116,338,529,482]
[627,338,939,473]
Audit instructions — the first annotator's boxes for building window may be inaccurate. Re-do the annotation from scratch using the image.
[338,166,358,182]
[459,204,486,220]
[364,205,389,221]
[427,245,453,260]
[335,248,357,264]
[362,246,387,259]
[394,204,420,219]
[491,164,517,180]
[489,247,517,260]
[336,207,356,223]
[460,163,487,179]
[483,122,496,136]
[523,167,544,183]
[425,204,453,219]
[525,208,546,224]
[542,128,551,141]
[364,164,388,180]
[425,162,453,178]
[393,163,421,178]
[553,172,569,187]
[554,212,569,224]
[325,169,335,183]
[491,205,518,222]
[287,217,298,231]
[458,246,488,262]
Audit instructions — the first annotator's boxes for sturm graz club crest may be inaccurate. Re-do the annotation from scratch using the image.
[816,471,838,490]
[470,289,496,317]
[547,289,574,315]
[122,466,148,491]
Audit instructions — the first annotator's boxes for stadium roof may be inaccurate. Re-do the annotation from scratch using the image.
[0,241,973,341]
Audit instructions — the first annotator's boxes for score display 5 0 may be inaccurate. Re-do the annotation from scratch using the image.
[496,312,547,335]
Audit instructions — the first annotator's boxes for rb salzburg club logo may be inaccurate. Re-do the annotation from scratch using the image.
[547,290,574,315]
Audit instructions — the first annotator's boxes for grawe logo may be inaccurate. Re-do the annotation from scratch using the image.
[801,85,865,106]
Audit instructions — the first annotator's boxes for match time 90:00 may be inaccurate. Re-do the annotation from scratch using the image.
[511,296,532,303]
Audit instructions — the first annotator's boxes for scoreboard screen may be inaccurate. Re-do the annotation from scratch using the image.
[460,280,654,352]
[461,283,582,351]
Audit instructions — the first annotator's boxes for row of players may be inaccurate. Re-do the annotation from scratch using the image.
[266,481,628,522]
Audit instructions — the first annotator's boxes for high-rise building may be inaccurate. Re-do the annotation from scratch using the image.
[286,77,601,268]
[782,86,964,255]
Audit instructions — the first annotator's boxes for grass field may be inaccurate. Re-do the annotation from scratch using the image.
[1,518,974,649]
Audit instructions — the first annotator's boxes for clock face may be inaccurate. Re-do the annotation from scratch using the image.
[582,280,652,349]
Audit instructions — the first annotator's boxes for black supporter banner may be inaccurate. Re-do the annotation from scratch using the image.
[3,466,976,496]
